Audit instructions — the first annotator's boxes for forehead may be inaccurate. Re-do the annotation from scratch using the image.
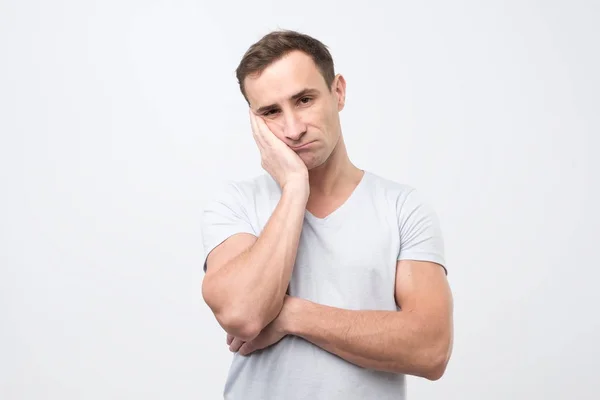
[244,50,327,107]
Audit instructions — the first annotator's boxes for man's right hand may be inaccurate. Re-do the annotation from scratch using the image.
[249,109,309,195]
[203,112,309,340]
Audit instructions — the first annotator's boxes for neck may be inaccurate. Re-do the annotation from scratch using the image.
[308,135,363,196]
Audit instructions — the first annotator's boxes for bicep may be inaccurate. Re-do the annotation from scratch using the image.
[394,260,453,320]
[394,260,454,377]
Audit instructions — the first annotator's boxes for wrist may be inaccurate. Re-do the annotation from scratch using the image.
[282,181,309,204]
[279,296,306,336]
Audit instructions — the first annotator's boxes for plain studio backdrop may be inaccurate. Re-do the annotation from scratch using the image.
[1,0,599,399]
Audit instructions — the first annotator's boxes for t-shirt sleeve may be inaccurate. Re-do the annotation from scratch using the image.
[201,182,257,273]
[396,188,447,274]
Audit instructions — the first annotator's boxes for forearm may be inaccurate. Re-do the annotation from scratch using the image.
[283,297,451,380]
[208,185,308,339]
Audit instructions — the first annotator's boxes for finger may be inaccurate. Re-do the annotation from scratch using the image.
[250,108,281,147]
[226,334,234,346]
[238,341,254,356]
[249,108,267,148]
[229,337,245,352]
[254,115,278,147]
[264,117,285,138]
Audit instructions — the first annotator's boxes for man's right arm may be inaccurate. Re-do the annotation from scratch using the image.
[201,182,308,342]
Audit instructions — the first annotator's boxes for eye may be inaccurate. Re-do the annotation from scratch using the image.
[299,96,312,104]
[263,109,280,117]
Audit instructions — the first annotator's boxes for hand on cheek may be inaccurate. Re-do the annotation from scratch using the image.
[264,119,285,141]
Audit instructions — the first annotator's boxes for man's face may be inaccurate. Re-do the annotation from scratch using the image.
[244,50,346,170]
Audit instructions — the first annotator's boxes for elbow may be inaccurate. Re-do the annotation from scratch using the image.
[422,338,452,381]
[202,288,260,341]
[423,356,449,381]
[216,311,263,341]
[201,279,279,341]
[215,305,282,341]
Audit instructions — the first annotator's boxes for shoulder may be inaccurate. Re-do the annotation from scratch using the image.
[205,173,279,209]
[363,171,438,220]
[362,170,418,205]
[365,172,446,268]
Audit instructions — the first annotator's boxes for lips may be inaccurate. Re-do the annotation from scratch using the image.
[291,141,314,150]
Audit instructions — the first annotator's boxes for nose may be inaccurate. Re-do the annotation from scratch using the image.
[283,111,307,141]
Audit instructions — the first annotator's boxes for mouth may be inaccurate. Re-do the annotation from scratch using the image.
[291,141,315,150]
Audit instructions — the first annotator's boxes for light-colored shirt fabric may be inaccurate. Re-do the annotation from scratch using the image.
[201,170,446,400]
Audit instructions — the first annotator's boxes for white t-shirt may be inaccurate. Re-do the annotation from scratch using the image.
[201,170,446,400]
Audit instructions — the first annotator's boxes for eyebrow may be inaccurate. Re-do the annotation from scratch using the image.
[256,88,319,114]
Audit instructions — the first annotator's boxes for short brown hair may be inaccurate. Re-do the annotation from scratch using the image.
[235,30,335,103]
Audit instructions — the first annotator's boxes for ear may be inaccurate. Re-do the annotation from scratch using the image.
[333,74,346,111]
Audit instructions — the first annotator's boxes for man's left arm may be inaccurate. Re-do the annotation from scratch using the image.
[279,259,453,380]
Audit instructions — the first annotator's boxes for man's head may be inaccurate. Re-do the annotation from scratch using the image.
[236,30,346,170]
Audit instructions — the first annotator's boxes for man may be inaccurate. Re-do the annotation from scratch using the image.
[201,30,453,399]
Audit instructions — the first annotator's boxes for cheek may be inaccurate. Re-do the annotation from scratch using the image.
[305,108,329,130]
[313,110,335,136]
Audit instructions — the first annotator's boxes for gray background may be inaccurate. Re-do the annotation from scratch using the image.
[1,0,599,399]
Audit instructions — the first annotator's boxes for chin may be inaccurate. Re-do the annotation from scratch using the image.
[303,155,327,171]
[302,159,316,170]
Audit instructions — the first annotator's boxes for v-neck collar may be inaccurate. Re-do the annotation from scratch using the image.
[304,170,369,225]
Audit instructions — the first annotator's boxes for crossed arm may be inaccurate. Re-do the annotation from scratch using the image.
[231,259,453,381]
[202,188,453,380]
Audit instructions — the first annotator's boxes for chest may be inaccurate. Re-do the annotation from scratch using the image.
[288,209,400,311]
